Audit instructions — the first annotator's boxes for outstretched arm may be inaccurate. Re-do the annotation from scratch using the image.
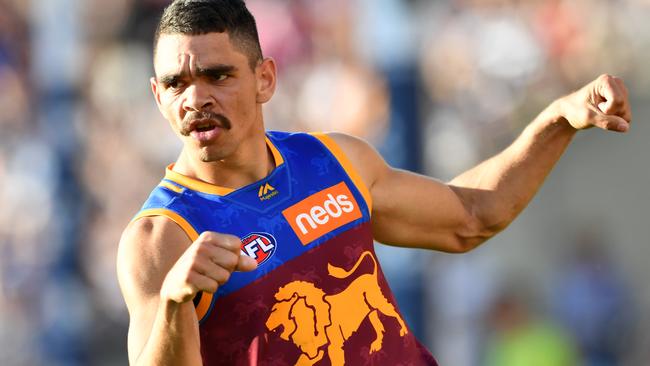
[334,74,631,253]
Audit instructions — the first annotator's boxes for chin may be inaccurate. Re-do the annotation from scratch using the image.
[197,148,224,163]
[198,152,217,162]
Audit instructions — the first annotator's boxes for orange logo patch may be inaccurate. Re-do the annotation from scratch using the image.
[265,251,408,365]
[282,182,361,245]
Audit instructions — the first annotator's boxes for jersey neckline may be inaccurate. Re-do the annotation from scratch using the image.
[164,135,284,196]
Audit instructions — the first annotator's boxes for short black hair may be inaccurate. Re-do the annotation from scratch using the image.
[153,0,262,69]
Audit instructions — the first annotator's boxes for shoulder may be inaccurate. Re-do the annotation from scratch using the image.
[324,132,389,188]
[117,216,193,303]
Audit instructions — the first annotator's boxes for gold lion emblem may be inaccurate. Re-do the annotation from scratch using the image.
[265,251,408,366]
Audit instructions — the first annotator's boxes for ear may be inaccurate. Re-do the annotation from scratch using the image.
[151,76,169,119]
[255,57,277,104]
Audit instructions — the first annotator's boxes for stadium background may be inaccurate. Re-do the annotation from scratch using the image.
[1,0,649,364]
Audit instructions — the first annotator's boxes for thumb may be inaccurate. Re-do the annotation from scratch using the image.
[236,254,258,272]
[593,113,629,133]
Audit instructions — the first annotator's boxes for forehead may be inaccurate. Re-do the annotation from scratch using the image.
[154,32,248,75]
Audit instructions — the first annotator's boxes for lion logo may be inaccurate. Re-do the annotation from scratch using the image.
[265,251,408,366]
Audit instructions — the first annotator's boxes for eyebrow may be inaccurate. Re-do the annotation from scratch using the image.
[157,65,237,86]
[197,65,237,78]
[158,74,180,86]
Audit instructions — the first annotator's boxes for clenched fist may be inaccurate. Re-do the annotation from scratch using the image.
[160,231,258,304]
[558,74,632,133]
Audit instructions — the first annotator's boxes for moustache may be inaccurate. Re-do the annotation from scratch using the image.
[180,111,232,136]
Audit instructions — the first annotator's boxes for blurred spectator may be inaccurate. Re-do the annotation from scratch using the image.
[484,286,580,366]
[1,0,650,364]
[551,230,636,366]
[425,252,500,366]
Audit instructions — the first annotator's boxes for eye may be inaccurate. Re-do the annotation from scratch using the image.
[160,77,185,91]
[215,74,228,82]
[169,80,186,90]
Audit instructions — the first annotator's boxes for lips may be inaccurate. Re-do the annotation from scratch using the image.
[185,118,216,134]
[188,120,222,143]
[181,112,232,144]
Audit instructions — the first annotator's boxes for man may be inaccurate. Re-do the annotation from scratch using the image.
[117,0,632,365]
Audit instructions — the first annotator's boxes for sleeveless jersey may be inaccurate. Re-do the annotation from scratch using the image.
[134,131,437,366]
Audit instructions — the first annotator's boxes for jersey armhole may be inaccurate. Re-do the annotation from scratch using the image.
[309,132,373,214]
[130,208,214,323]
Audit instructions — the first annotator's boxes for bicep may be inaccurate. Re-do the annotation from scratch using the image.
[370,168,489,252]
[326,132,488,253]
[116,216,194,364]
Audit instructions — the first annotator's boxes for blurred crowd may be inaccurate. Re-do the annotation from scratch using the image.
[1,0,649,365]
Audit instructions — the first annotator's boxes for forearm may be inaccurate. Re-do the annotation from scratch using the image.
[449,100,577,233]
[132,300,202,366]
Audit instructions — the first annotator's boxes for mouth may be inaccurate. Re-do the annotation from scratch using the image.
[180,112,232,144]
[184,119,223,144]
[187,119,218,134]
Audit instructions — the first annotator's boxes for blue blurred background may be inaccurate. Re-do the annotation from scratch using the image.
[1,0,649,365]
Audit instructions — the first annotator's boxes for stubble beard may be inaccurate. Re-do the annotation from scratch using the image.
[196,145,224,163]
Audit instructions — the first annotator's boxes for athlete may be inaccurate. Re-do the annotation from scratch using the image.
[117,1,632,365]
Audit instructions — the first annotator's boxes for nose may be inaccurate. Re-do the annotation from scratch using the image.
[183,83,214,112]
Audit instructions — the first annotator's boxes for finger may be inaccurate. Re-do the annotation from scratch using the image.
[599,77,632,123]
[236,254,258,272]
[597,79,625,115]
[198,231,242,253]
[593,113,629,133]
[612,78,633,123]
[598,97,632,123]
[612,76,628,98]
[187,272,219,294]
[194,260,233,285]
[199,244,241,272]
[617,102,633,123]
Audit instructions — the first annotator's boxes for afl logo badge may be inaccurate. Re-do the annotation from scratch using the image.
[240,232,277,266]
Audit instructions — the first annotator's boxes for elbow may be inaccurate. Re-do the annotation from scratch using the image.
[448,215,507,254]
[446,234,487,254]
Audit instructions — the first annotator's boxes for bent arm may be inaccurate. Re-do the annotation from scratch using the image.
[332,133,493,253]
[117,216,202,366]
[333,74,630,253]
[447,102,576,243]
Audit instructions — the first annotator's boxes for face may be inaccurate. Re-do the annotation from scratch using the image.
[151,32,276,162]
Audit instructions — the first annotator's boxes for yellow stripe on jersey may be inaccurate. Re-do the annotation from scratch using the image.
[165,165,235,196]
[266,136,284,166]
[159,181,184,194]
[310,133,373,214]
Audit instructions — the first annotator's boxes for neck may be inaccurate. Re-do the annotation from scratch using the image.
[173,132,275,190]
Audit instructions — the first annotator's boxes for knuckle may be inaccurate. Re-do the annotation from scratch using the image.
[225,254,239,271]
[614,77,625,87]
[225,234,241,248]
[217,269,231,284]
[599,73,613,82]
[207,283,218,293]
[214,252,237,271]
[216,235,241,252]
[195,243,214,259]
[199,231,215,242]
